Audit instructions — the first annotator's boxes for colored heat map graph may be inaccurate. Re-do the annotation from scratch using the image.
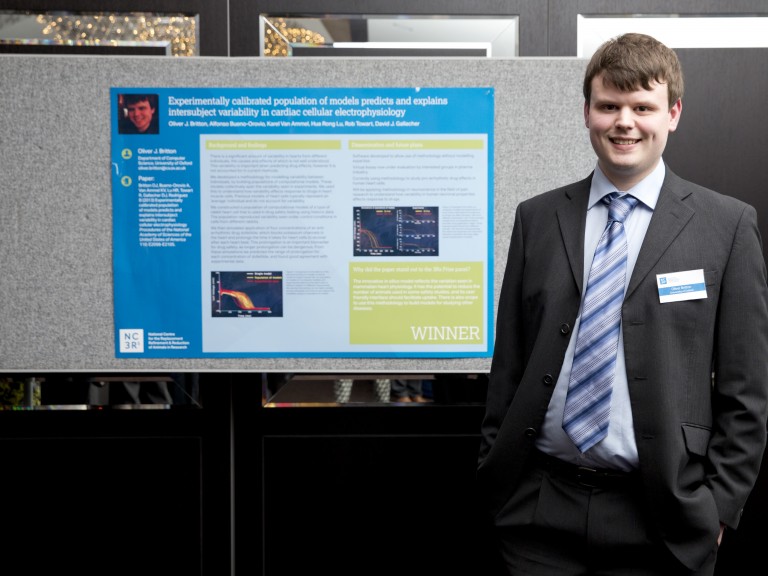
[211,271,284,317]
[354,206,439,256]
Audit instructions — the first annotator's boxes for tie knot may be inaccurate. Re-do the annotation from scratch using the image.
[603,193,638,224]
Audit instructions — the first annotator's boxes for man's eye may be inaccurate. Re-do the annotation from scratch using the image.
[602,104,617,111]
[636,106,649,112]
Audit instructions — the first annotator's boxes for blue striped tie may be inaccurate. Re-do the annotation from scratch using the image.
[563,193,638,452]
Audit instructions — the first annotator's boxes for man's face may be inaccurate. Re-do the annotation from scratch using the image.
[126,100,155,133]
[584,72,682,190]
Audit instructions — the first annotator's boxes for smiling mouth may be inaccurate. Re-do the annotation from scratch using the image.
[610,138,640,145]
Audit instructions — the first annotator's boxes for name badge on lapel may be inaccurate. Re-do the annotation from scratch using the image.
[656,269,707,303]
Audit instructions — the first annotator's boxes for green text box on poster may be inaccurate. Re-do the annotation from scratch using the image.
[349,261,484,345]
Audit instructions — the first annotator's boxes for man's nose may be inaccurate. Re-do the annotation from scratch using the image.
[615,108,635,128]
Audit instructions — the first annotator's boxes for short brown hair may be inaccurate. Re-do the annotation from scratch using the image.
[583,33,683,109]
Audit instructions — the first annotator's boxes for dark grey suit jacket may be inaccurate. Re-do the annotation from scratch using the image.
[478,166,768,570]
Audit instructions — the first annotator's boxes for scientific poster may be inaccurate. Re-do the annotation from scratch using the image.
[111,87,494,358]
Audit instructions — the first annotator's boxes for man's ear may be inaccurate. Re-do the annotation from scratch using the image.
[584,100,590,128]
[668,98,682,132]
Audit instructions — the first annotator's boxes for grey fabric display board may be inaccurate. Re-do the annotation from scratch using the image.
[0,54,593,373]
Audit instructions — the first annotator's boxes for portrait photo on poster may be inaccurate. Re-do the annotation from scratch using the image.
[118,93,160,135]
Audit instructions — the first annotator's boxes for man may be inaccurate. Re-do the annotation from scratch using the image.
[477,33,768,575]
[121,93,159,134]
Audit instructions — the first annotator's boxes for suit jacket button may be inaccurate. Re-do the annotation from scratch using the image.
[524,427,537,438]
[542,374,554,386]
[560,323,571,334]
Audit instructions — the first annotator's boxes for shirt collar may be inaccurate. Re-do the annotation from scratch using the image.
[588,161,665,211]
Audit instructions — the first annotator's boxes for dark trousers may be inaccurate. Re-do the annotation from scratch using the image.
[492,452,717,576]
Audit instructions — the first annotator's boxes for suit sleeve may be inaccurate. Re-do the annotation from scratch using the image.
[478,206,527,466]
[709,203,768,528]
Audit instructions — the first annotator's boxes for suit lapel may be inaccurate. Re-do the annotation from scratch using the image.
[557,177,591,295]
[626,169,695,300]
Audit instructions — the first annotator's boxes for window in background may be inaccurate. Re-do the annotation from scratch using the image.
[578,15,768,57]
[0,11,198,56]
[260,15,518,57]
